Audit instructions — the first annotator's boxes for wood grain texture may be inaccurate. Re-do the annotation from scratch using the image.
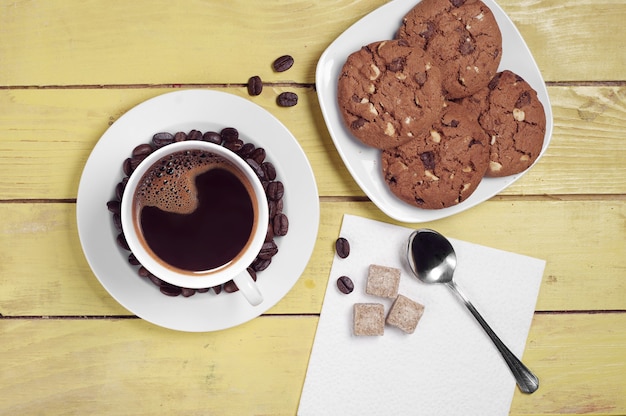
[1,0,624,86]
[1,85,625,200]
[1,199,624,316]
[1,314,623,415]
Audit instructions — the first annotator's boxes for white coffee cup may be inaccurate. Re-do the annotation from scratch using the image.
[121,140,268,306]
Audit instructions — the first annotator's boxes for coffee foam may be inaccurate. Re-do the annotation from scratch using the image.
[135,150,235,215]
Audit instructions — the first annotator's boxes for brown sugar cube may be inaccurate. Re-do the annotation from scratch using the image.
[386,294,425,334]
[366,264,401,298]
[353,303,385,336]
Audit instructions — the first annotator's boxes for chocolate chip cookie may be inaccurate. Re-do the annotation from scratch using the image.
[381,102,490,209]
[338,39,445,150]
[477,70,547,177]
[397,0,502,99]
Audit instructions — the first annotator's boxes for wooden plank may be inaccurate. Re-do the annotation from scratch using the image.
[510,313,626,415]
[0,313,624,415]
[1,199,624,316]
[0,0,624,86]
[1,86,625,200]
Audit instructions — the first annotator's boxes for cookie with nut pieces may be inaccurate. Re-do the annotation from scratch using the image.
[397,0,503,99]
[337,39,445,150]
[476,70,546,177]
[381,102,490,209]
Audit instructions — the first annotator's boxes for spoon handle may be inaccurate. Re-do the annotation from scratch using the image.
[446,281,539,394]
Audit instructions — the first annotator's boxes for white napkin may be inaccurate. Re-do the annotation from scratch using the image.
[298,214,545,416]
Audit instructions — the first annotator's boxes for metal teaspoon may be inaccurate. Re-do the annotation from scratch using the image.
[407,229,539,394]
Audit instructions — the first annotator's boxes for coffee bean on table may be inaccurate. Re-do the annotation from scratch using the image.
[273,213,289,236]
[116,233,130,251]
[267,181,284,200]
[238,143,256,159]
[132,143,154,158]
[160,283,183,297]
[246,158,265,179]
[252,257,271,272]
[223,138,243,152]
[223,280,238,293]
[202,131,222,144]
[106,200,121,214]
[128,253,140,266]
[261,162,276,181]
[258,240,278,260]
[273,55,294,72]
[335,237,350,258]
[250,147,266,164]
[277,92,298,107]
[181,287,196,297]
[152,132,174,148]
[187,129,203,141]
[247,75,263,96]
[337,275,354,294]
[220,127,239,142]
[173,131,187,142]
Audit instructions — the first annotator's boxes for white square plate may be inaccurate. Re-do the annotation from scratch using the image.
[316,0,553,223]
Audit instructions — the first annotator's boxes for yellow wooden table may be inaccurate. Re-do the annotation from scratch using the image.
[1,1,624,414]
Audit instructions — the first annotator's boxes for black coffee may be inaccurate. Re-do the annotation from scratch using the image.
[133,150,256,272]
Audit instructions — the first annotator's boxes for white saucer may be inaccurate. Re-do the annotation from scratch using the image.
[316,0,553,223]
[76,90,320,332]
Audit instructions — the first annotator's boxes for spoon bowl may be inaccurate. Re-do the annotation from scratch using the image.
[407,229,539,394]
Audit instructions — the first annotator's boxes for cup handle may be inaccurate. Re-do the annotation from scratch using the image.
[233,270,263,306]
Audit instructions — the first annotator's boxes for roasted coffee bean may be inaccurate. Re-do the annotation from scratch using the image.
[247,75,263,96]
[197,287,210,293]
[187,129,203,141]
[335,237,350,258]
[138,266,151,278]
[223,280,238,293]
[220,127,239,142]
[250,147,266,164]
[223,138,243,152]
[238,143,256,159]
[246,158,264,179]
[258,240,278,260]
[160,283,182,297]
[202,131,222,144]
[181,287,196,297]
[273,213,289,236]
[148,274,164,287]
[173,131,187,142]
[128,253,140,266]
[116,233,130,251]
[122,158,133,176]
[247,267,258,282]
[267,200,279,221]
[252,257,271,272]
[107,200,121,214]
[115,179,127,201]
[112,213,122,231]
[267,181,284,201]
[152,132,174,148]
[265,225,275,242]
[132,143,154,158]
[212,285,223,295]
[273,55,294,72]
[336,275,354,294]
[262,162,277,181]
[277,91,298,107]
